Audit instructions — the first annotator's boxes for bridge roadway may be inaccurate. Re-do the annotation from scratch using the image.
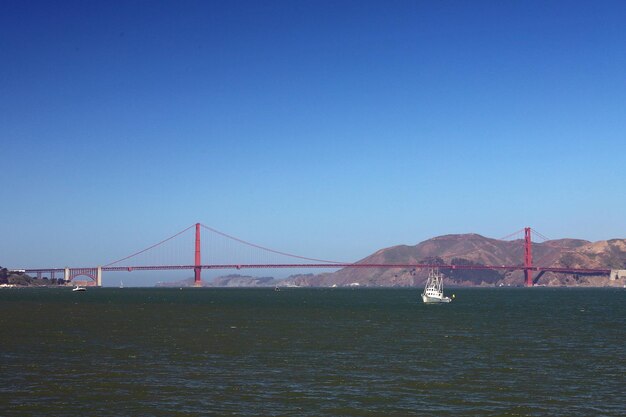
[105,263,611,275]
[24,264,611,274]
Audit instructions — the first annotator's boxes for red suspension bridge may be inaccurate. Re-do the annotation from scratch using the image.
[20,223,613,287]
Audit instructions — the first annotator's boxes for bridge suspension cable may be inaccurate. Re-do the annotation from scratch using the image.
[103,224,196,267]
[200,223,344,264]
[532,229,552,242]
[499,228,526,241]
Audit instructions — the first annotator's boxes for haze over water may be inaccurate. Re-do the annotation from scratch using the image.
[1,287,624,416]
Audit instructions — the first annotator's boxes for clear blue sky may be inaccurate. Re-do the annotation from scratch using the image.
[1,1,625,283]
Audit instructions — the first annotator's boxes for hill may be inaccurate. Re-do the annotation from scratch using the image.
[156,274,279,288]
[0,267,65,287]
[282,234,626,287]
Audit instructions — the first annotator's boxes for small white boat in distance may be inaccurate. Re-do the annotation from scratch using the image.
[421,269,452,303]
[72,286,86,292]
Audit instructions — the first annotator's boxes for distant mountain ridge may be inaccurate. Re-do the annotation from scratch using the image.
[282,233,626,287]
[156,274,278,288]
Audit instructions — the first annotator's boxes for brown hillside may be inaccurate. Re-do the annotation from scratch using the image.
[285,234,626,287]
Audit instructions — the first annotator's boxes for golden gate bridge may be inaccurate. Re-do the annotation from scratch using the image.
[20,223,612,287]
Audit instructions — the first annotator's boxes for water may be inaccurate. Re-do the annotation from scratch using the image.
[1,287,624,416]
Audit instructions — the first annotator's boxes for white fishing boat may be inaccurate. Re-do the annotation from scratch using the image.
[72,286,86,292]
[421,269,452,303]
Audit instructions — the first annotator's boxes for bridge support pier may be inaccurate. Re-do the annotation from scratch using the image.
[96,266,102,287]
[64,267,70,283]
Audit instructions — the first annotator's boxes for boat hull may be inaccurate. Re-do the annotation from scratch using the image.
[421,293,451,303]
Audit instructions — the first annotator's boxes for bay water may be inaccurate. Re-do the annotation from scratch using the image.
[1,287,624,416]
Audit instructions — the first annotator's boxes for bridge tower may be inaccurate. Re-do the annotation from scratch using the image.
[524,227,533,287]
[194,223,202,286]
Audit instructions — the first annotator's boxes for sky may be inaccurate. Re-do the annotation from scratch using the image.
[1,0,625,285]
